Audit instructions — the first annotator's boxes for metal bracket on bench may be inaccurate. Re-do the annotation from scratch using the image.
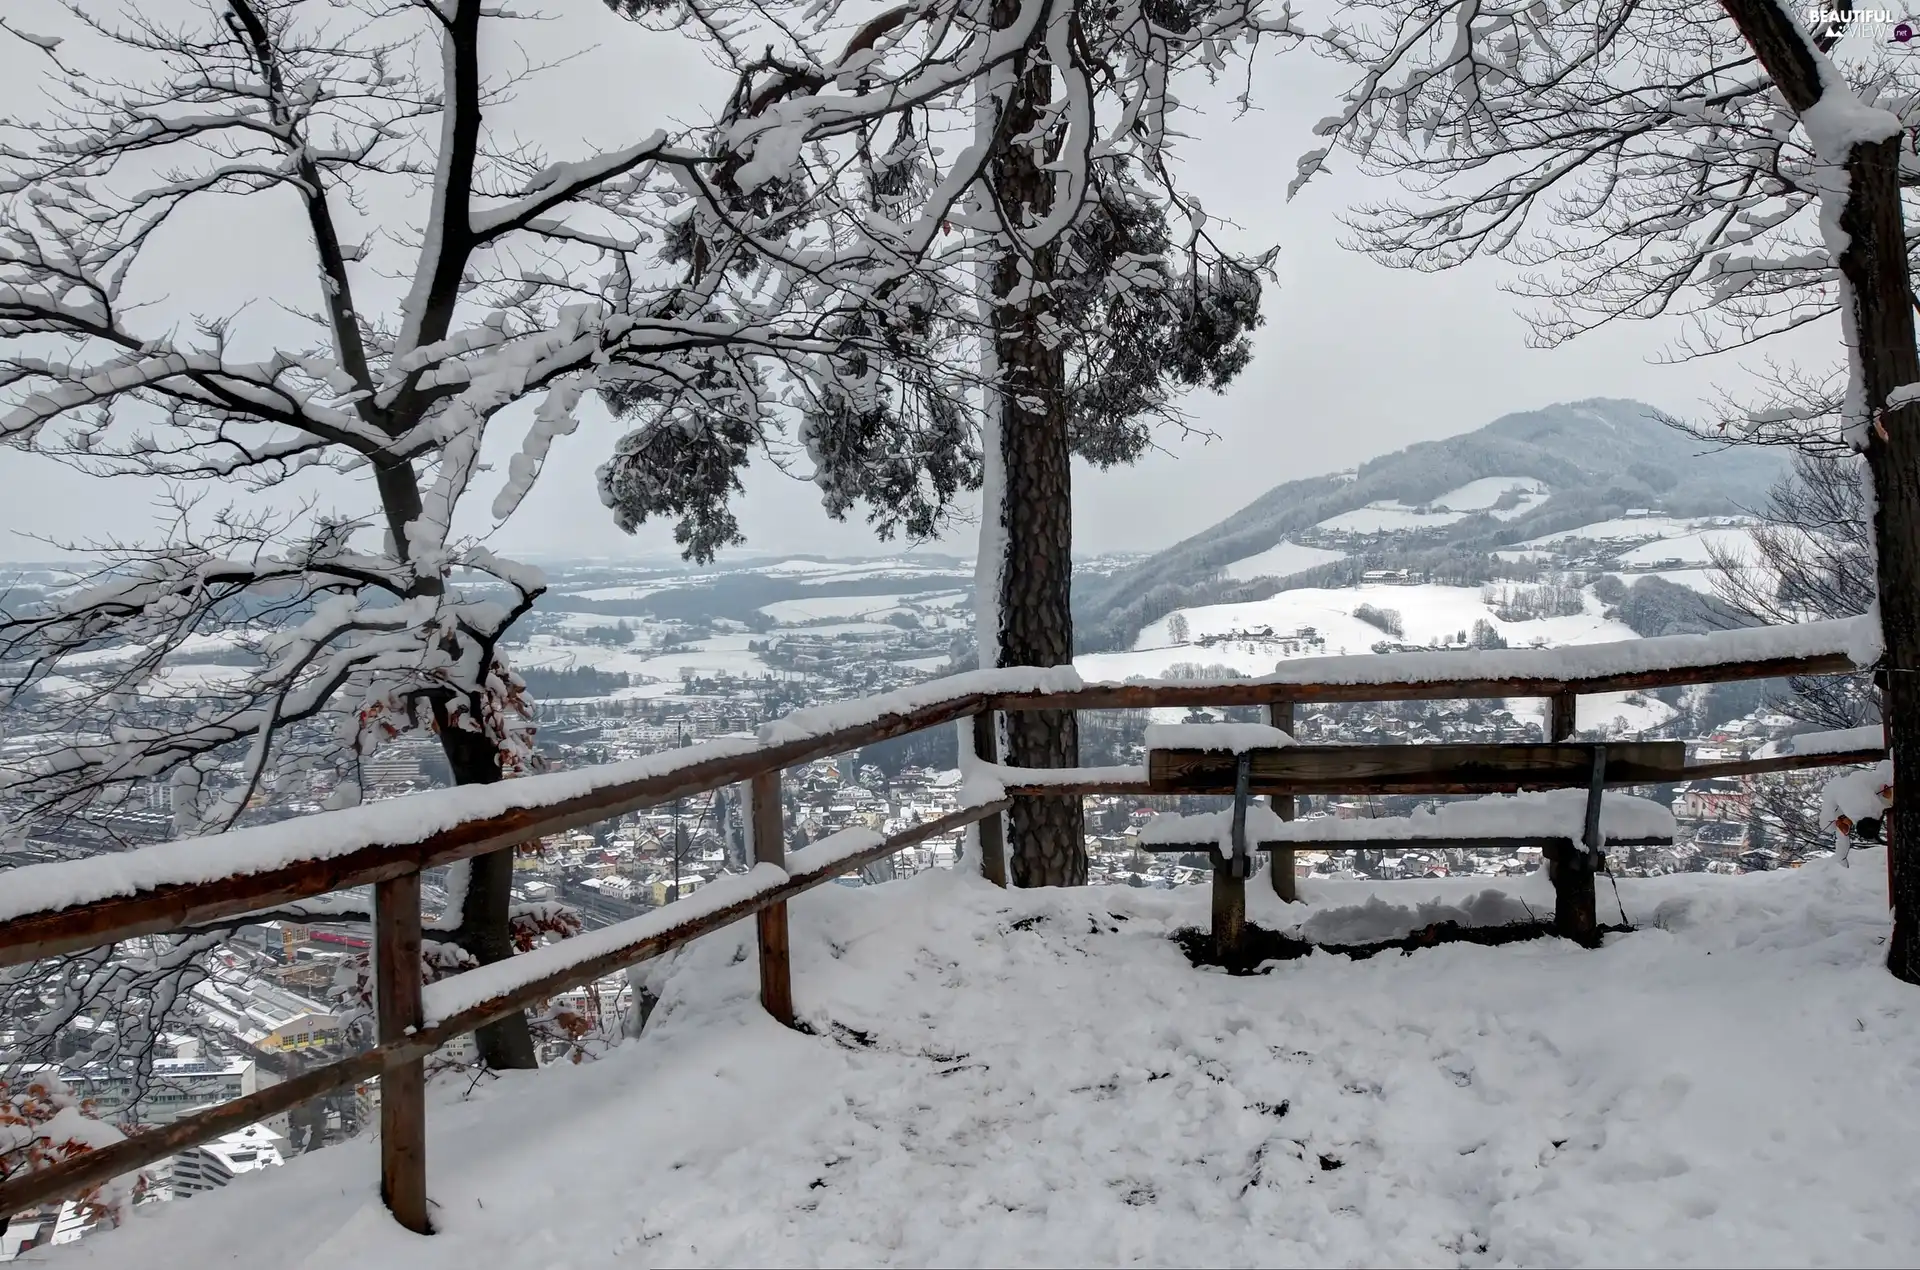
[1581,743,1608,864]
[1226,750,1254,879]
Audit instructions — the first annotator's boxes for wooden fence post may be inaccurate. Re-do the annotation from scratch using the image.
[1268,695,1298,902]
[374,868,428,1235]
[1549,689,1577,742]
[750,769,795,1027]
[1211,751,1254,966]
[1212,855,1248,966]
[972,710,1008,887]
[1545,692,1599,945]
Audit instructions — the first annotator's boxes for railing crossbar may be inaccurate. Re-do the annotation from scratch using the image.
[0,800,1009,1220]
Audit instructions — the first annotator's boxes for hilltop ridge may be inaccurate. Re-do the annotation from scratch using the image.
[1073,399,1783,653]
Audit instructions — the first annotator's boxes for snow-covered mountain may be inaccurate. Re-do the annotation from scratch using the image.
[1074,399,1783,654]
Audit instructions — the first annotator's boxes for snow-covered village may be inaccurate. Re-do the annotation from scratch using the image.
[2,0,1919,1266]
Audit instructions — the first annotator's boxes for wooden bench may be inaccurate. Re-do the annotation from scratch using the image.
[1142,737,1681,958]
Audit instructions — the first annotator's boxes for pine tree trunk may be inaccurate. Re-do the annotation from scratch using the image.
[439,713,540,1069]
[986,0,1086,888]
[1718,0,1920,982]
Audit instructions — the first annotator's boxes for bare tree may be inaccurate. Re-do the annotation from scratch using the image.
[1302,0,1920,980]
[1710,449,1877,731]
[0,0,1074,1075]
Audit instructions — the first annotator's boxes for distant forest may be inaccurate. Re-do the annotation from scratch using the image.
[520,665,633,699]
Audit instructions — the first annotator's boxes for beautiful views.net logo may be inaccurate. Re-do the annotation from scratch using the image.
[1809,8,1919,41]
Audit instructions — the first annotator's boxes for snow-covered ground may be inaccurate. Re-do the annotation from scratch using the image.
[1220,540,1346,582]
[1305,479,1550,537]
[758,593,917,623]
[1614,527,1755,568]
[516,632,771,680]
[70,855,1920,1268]
[1430,476,1547,515]
[570,584,670,602]
[1520,516,1748,550]
[1314,504,1469,534]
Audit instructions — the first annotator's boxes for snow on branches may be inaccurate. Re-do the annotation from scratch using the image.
[1,1075,143,1228]
[596,0,1299,557]
[0,0,1072,832]
[1298,0,1920,443]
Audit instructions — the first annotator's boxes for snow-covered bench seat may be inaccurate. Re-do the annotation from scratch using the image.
[1134,790,1677,855]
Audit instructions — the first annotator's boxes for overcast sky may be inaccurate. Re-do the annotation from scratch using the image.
[0,1,1837,565]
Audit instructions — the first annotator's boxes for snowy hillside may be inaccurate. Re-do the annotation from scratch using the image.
[1074,581,1680,734]
[505,555,972,690]
[67,857,1920,1268]
[1075,399,1785,653]
[1082,582,1635,675]
[1220,540,1345,582]
[1304,477,1550,539]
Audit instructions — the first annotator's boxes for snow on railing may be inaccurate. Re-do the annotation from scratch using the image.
[1758,725,1887,759]
[0,620,1876,933]
[1141,723,1296,752]
[421,822,912,1026]
[0,667,1071,931]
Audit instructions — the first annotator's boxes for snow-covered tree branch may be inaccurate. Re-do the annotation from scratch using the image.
[0,0,1096,1067]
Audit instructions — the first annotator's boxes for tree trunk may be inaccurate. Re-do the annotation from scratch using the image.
[438,726,539,1069]
[1718,0,1920,981]
[986,0,1085,887]
[373,452,539,1067]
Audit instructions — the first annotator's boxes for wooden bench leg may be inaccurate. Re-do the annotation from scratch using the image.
[1268,846,1297,903]
[1549,843,1600,946]
[1268,697,1298,902]
[1555,741,1607,947]
[1211,857,1247,966]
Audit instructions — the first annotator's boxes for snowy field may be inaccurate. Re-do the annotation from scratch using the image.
[515,632,771,680]
[1314,504,1468,534]
[1305,479,1548,538]
[1428,476,1547,515]
[1519,516,1749,551]
[1220,540,1346,582]
[758,593,917,623]
[1614,527,1756,568]
[68,854,1920,1269]
[1075,583,1638,681]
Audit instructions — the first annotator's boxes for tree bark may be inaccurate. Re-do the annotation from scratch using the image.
[987,0,1086,887]
[376,450,538,1067]
[438,726,539,1069]
[1717,0,1920,981]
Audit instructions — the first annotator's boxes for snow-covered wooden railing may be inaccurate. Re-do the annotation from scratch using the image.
[0,616,1883,1232]
[0,798,1008,1229]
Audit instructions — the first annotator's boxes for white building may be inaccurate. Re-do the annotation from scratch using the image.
[191,975,344,1053]
[64,1056,282,1135]
[170,1123,288,1197]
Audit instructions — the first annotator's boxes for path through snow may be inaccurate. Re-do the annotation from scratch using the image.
[64,855,1920,1268]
